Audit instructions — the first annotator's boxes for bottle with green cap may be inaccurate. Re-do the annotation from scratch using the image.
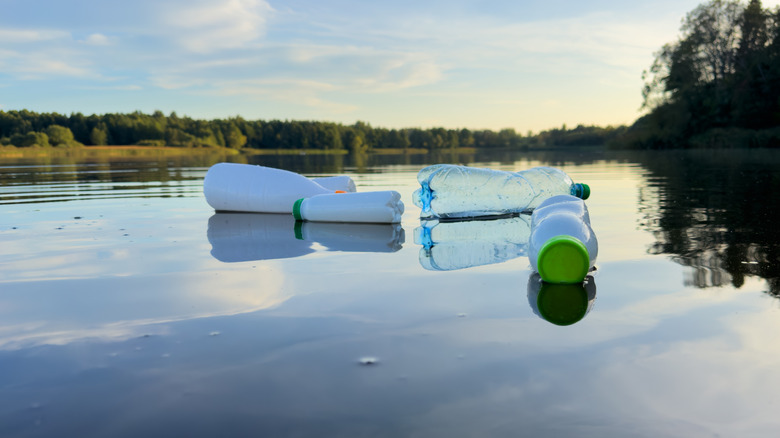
[293,191,404,224]
[413,164,590,219]
[528,194,598,284]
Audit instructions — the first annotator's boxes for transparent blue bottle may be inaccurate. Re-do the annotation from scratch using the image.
[412,164,590,219]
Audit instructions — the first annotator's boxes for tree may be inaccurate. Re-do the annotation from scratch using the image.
[224,123,247,149]
[90,123,110,145]
[45,125,76,147]
[18,131,50,147]
[629,0,780,148]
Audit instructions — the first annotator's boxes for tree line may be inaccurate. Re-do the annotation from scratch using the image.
[0,109,624,152]
[618,0,780,149]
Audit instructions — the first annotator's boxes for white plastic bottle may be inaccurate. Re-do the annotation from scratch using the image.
[292,191,404,224]
[310,175,356,193]
[412,164,590,219]
[203,163,351,213]
[527,194,598,284]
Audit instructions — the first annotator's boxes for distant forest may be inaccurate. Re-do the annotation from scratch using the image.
[620,0,780,148]
[0,109,624,153]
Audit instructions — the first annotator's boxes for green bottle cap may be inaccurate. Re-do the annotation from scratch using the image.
[537,235,589,284]
[293,198,305,221]
[572,183,590,200]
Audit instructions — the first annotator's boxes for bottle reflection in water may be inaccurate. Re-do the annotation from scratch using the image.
[208,213,404,263]
[414,215,532,271]
[526,273,597,326]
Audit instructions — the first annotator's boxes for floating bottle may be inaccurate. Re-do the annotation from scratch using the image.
[309,175,356,193]
[412,164,590,219]
[527,194,598,284]
[293,191,404,224]
[203,163,354,213]
[414,215,532,271]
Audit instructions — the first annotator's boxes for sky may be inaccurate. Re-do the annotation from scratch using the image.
[2,0,779,133]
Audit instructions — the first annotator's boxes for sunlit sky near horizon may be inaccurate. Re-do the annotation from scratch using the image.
[2,0,780,133]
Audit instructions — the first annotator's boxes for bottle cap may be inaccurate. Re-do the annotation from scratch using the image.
[572,183,590,200]
[537,235,589,284]
[293,198,305,221]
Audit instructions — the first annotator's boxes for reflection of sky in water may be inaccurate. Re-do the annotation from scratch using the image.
[2,154,780,436]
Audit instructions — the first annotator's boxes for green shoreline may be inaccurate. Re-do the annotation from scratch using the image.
[0,145,475,158]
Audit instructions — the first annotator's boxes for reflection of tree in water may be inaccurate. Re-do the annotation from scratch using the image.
[637,149,780,295]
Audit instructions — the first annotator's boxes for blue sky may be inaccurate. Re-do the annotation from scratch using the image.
[2,0,778,132]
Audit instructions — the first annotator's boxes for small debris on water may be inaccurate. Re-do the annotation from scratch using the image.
[209,331,221,336]
[359,357,378,366]
[457,313,467,318]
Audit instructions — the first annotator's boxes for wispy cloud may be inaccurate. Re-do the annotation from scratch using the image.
[158,0,273,52]
[0,28,68,43]
[82,33,112,46]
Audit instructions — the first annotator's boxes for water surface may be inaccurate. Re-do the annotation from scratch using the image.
[1,149,780,437]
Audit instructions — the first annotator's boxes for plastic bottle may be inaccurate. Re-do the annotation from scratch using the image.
[412,164,590,219]
[293,191,404,224]
[527,194,598,284]
[203,163,354,213]
[414,215,532,271]
[310,175,356,193]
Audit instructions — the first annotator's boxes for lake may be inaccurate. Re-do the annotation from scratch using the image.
[1,148,780,437]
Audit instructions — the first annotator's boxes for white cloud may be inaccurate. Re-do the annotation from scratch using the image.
[5,53,93,79]
[83,33,111,46]
[0,28,68,43]
[159,0,274,53]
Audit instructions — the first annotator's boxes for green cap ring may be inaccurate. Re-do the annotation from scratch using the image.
[572,183,590,200]
[537,235,589,284]
[293,198,305,221]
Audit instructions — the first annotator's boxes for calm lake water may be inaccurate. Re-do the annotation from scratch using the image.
[2,148,780,437]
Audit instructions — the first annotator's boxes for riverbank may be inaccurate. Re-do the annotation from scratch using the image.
[0,145,479,159]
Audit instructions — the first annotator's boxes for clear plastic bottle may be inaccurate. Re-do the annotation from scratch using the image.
[412,164,590,219]
[528,194,598,284]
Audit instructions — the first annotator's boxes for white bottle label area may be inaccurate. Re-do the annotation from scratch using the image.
[294,191,404,224]
[528,195,598,284]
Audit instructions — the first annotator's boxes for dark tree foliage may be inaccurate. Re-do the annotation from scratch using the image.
[621,0,780,149]
[1,109,621,151]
